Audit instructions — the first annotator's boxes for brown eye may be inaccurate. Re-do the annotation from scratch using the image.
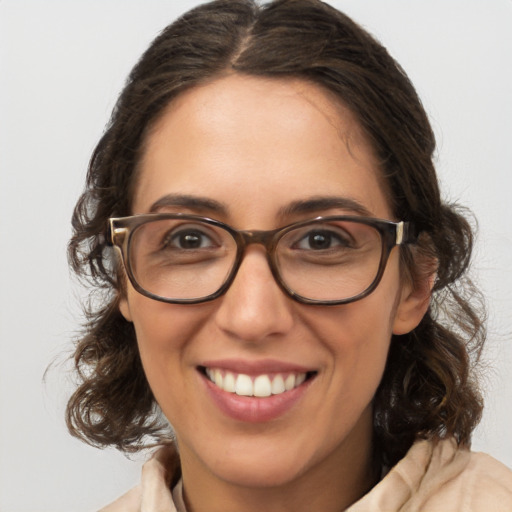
[172,231,209,249]
[160,223,220,251]
[293,229,351,251]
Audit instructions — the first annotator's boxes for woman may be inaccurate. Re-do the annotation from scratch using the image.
[67,0,512,510]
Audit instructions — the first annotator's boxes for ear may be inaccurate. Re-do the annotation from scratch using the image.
[392,272,434,335]
[118,295,133,323]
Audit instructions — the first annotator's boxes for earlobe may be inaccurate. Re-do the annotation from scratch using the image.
[118,296,133,323]
[392,273,434,335]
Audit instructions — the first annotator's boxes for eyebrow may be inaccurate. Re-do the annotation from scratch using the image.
[149,193,374,219]
[278,196,374,218]
[149,194,228,215]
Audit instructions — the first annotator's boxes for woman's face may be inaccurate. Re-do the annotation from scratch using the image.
[120,75,426,492]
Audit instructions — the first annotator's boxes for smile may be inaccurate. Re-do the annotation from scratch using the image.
[203,368,312,397]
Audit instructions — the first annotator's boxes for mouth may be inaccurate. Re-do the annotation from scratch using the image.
[199,366,317,398]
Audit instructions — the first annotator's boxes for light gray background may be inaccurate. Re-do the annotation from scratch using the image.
[1,1,511,511]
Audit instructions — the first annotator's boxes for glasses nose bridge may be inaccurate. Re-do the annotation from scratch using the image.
[230,228,282,291]
[238,229,279,256]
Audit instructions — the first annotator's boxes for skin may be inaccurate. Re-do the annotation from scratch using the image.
[119,74,430,512]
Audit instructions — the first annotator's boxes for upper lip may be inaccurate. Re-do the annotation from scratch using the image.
[199,358,315,375]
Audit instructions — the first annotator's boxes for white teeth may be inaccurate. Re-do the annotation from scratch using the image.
[235,374,253,396]
[284,374,296,391]
[295,373,306,386]
[223,372,236,393]
[205,368,309,397]
[271,374,285,395]
[214,369,223,388]
[254,375,272,397]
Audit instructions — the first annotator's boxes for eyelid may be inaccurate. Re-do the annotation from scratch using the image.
[294,221,355,236]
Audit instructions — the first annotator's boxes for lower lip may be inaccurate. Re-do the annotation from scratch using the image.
[201,373,313,423]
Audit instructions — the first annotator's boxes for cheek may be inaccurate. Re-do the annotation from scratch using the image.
[331,308,393,430]
[127,297,206,392]
[316,302,394,375]
[303,272,401,398]
[305,283,398,351]
[129,295,204,348]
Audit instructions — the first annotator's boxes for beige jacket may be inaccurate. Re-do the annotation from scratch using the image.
[100,438,512,511]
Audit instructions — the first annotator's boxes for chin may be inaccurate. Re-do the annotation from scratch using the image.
[195,430,326,490]
[210,455,308,489]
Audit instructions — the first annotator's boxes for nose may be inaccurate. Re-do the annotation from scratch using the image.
[213,247,294,343]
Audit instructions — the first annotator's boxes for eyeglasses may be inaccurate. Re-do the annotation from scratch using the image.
[108,213,416,305]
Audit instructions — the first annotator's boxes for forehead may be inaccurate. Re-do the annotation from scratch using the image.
[134,74,391,223]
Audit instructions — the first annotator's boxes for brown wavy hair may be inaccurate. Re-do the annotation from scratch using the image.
[67,0,485,467]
